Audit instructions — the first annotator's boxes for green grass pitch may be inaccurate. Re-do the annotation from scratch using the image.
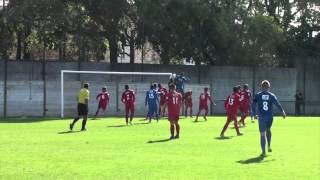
[0,116,319,180]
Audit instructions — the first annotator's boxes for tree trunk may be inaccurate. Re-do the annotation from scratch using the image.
[23,29,31,60]
[16,30,22,60]
[129,39,135,64]
[59,40,63,61]
[109,32,118,64]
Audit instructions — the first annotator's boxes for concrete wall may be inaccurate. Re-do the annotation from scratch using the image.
[295,58,320,114]
[0,60,312,117]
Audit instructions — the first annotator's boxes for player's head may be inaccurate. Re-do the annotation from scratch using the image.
[236,85,241,91]
[169,84,176,92]
[153,83,157,89]
[233,86,238,93]
[158,83,162,88]
[180,72,184,76]
[204,87,209,92]
[125,85,129,90]
[83,83,89,89]
[261,80,270,91]
[243,84,249,90]
[150,84,154,90]
[102,86,107,92]
[189,90,192,94]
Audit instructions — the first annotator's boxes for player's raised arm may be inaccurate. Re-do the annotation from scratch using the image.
[272,95,286,119]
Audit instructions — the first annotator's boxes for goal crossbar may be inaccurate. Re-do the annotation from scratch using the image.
[60,70,172,118]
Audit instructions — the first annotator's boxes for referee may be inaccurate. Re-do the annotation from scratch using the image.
[70,83,90,131]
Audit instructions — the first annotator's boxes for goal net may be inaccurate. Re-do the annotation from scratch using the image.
[60,70,172,118]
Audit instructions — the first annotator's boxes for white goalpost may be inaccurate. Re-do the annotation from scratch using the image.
[60,70,173,118]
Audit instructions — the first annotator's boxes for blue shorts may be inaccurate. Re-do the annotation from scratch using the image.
[258,115,273,132]
[148,105,158,117]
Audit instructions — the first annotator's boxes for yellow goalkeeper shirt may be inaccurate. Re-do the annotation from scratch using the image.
[78,88,90,104]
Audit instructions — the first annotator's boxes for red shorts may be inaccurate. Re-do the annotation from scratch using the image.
[125,104,135,111]
[227,113,237,121]
[99,102,107,110]
[239,105,249,114]
[160,100,166,106]
[168,114,179,122]
[199,105,208,111]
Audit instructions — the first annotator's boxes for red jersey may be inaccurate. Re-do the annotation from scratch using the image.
[96,92,110,104]
[199,92,211,107]
[121,90,135,105]
[184,91,192,105]
[158,87,168,105]
[166,91,182,118]
[224,93,240,114]
[239,90,251,107]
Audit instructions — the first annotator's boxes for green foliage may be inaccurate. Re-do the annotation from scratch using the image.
[0,0,319,66]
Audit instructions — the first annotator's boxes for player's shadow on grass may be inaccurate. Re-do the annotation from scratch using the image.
[237,156,265,164]
[147,138,171,143]
[107,125,128,128]
[134,122,151,125]
[214,136,233,140]
[193,120,206,123]
[57,130,81,134]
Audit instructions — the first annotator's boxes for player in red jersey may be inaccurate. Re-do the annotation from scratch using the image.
[194,87,213,122]
[238,84,252,126]
[94,86,110,117]
[166,84,182,139]
[158,83,168,118]
[184,90,193,118]
[121,85,136,125]
[220,86,242,137]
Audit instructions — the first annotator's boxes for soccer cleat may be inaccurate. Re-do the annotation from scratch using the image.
[260,152,266,158]
[81,128,87,131]
[69,123,74,131]
[220,134,225,138]
[237,133,243,136]
[268,148,272,152]
[170,136,175,140]
[174,135,180,139]
[204,117,207,121]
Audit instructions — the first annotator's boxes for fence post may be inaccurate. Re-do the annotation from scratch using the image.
[116,81,120,113]
[303,59,306,115]
[3,59,7,118]
[252,66,256,95]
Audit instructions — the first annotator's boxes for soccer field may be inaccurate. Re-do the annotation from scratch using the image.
[0,116,319,180]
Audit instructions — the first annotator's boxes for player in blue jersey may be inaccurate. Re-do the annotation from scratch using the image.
[251,80,286,157]
[145,84,159,123]
[174,72,189,94]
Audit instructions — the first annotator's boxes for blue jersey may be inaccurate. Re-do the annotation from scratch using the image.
[175,75,188,93]
[146,90,158,106]
[252,91,284,117]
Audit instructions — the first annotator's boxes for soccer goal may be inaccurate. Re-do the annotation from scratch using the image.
[60,70,172,118]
